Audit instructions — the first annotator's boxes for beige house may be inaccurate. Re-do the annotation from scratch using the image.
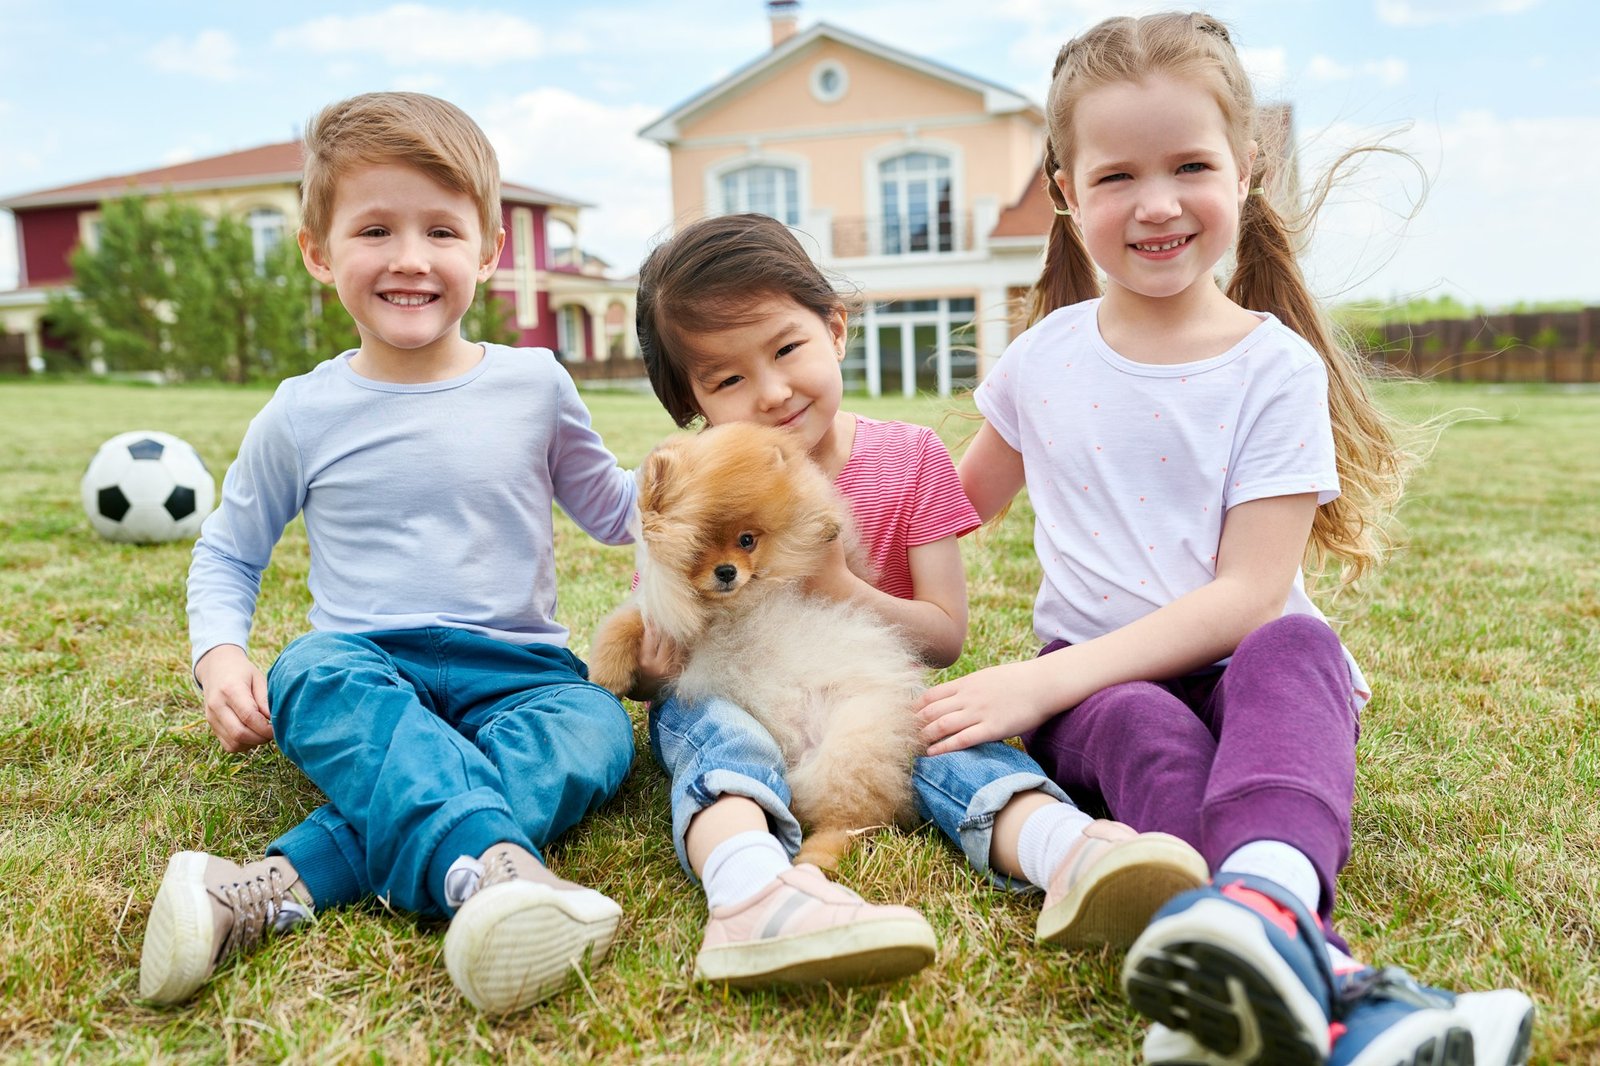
[641,4,1054,396]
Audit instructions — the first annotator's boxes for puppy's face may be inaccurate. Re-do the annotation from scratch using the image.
[638,423,842,605]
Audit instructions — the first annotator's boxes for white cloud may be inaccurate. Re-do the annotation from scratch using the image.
[1375,0,1539,27]
[1298,111,1599,305]
[276,4,577,66]
[1307,54,1408,86]
[481,89,671,276]
[1239,46,1291,97]
[146,29,242,83]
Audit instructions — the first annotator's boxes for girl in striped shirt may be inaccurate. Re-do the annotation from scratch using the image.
[628,212,1208,990]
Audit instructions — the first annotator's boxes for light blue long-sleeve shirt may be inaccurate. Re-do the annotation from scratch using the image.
[187,346,636,667]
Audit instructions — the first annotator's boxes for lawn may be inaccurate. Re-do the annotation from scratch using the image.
[0,379,1595,1063]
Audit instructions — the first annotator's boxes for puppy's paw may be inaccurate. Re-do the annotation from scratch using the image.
[589,606,646,696]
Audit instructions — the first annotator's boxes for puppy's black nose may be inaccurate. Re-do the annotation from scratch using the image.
[714,563,738,584]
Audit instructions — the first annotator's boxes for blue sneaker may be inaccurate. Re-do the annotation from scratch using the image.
[1327,967,1471,1066]
[1334,969,1534,1066]
[1141,964,1536,1066]
[1123,873,1337,1065]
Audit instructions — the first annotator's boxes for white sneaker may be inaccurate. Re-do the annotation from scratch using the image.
[139,851,311,1004]
[443,844,622,1015]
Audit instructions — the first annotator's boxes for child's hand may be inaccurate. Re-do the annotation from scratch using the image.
[194,644,274,753]
[803,534,858,602]
[916,658,1065,755]
[632,622,685,701]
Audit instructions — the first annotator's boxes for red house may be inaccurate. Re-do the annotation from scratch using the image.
[0,141,637,371]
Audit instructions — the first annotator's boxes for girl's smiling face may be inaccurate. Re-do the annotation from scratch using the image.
[683,292,848,463]
[1058,73,1253,305]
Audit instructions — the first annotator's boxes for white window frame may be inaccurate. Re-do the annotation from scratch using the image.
[810,59,849,103]
[244,206,287,269]
[512,207,537,329]
[705,152,810,227]
[862,138,966,258]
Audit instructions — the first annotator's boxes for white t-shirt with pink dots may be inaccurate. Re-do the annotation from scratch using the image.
[975,298,1368,702]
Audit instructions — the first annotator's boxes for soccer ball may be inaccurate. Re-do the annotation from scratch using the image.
[81,430,216,544]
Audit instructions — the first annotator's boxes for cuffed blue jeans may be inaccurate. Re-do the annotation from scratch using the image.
[648,691,1071,888]
[264,628,633,918]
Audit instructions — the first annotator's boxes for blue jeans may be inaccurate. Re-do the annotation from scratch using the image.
[264,628,633,918]
[648,691,1071,888]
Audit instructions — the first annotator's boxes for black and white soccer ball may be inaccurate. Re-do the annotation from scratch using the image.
[81,430,216,544]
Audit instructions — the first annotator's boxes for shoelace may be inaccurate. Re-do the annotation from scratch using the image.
[1337,966,1454,1015]
[217,867,287,958]
[442,849,522,910]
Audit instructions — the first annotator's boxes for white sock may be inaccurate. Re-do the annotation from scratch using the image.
[1327,942,1362,974]
[700,829,793,910]
[1015,801,1095,889]
[1219,840,1321,916]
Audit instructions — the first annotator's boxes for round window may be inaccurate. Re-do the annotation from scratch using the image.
[810,60,848,103]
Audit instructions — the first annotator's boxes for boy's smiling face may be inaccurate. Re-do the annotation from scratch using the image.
[300,161,504,382]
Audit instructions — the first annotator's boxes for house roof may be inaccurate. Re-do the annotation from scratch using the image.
[1,140,588,211]
[640,21,1039,144]
[989,173,1052,243]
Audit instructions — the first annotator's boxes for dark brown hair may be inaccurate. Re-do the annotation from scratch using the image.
[636,214,851,427]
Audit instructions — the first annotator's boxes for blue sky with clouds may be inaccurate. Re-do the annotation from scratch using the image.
[0,0,1592,306]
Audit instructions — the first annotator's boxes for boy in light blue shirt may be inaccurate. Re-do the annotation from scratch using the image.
[138,91,637,1017]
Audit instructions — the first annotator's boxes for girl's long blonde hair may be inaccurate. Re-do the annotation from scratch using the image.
[1030,11,1415,588]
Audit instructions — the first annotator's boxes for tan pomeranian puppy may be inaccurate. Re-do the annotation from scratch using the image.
[589,422,926,873]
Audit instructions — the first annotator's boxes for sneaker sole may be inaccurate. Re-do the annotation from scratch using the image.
[1123,897,1329,1066]
[1037,833,1209,949]
[139,851,217,1004]
[443,881,622,1015]
[694,915,937,988]
[1340,1010,1473,1066]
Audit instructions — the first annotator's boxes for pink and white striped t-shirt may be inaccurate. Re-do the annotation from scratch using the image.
[834,416,980,600]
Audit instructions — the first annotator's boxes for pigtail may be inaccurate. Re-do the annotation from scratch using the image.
[1024,147,1101,328]
[1026,43,1102,329]
[1229,161,1413,589]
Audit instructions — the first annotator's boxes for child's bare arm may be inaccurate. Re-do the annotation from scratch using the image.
[807,534,967,668]
[917,492,1318,753]
[195,644,274,753]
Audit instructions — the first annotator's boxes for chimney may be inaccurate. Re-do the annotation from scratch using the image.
[768,0,799,48]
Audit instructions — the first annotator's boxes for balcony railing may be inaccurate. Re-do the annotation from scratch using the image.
[828,213,975,259]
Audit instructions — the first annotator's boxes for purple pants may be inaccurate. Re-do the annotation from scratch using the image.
[1022,614,1358,934]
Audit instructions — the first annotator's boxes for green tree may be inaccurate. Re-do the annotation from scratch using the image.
[48,194,358,383]
[462,283,520,347]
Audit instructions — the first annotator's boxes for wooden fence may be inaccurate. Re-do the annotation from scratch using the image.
[1361,306,1599,384]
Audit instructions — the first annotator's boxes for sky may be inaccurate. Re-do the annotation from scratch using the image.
[0,0,1593,308]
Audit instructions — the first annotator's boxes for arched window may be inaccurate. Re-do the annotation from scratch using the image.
[546,217,579,270]
[245,207,286,269]
[878,152,953,254]
[719,164,800,226]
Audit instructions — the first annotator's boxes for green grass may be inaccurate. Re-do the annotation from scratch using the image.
[1,379,1596,1063]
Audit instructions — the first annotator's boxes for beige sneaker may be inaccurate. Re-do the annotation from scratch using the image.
[443,844,622,1015]
[139,851,312,1004]
[1035,820,1208,949]
[694,863,937,988]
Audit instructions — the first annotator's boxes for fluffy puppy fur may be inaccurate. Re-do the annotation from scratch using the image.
[589,422,926,872]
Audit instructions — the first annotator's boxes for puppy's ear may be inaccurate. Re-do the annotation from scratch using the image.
[639,445,681,514]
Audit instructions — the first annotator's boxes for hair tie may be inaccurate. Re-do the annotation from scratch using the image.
[1249,187,1265,196]
[1053,205,1072,216]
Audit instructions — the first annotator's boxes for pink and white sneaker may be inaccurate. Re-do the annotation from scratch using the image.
[1036,820,1209,949]
[693,863,937,988]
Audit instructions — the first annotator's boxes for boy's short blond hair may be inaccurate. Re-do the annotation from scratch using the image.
[300,91,502,258]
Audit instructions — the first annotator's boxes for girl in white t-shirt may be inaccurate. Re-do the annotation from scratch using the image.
[917,12,1533,1066]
